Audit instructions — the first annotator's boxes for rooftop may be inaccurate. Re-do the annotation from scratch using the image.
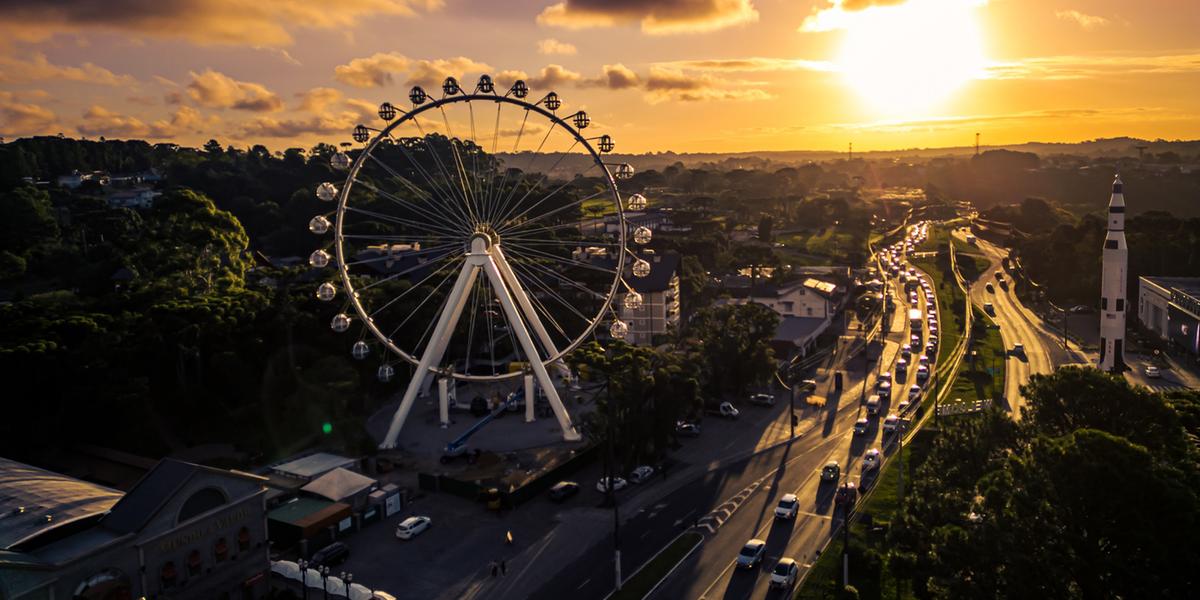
[1143,276,1200,300]
[300,468,376,503]
[0,457,122,550]
[271,453,358,481]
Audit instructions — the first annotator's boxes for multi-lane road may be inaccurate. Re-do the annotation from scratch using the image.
[646,225,941,600]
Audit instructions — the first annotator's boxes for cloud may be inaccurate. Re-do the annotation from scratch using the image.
[652,57,837,72]
[77,105,150,138]
[0,0,443,47]
[801,0,984,32]
[597,63,641,89]
[332,53,492,89]
[537,0,758,34]
[297,87,343,112]
[185,69,284,111]
[236,112,362,139]
[537,38,578,55]
[528,64,584,88]
[0,92,58,136]
[0,53,134,86]
[148,105,220,138]
[334,52,412,88]
[344,99,380,122]
[1055,9,1109,30]
[985,53,1200,80]
[643,67,771,102]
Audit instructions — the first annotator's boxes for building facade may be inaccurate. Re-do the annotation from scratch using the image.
[0,458,270,600]
[617,252,681,346]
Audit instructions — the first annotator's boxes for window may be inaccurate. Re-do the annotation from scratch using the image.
[1102,298,1108,310]
[188,550,202,576]
[178,487,227,524]
[806,307,813,316]
[1105,240,1119,249]
[161,562,178,588]
[214,537,229,562]
[238,527,251,551]
[1116,299,1124,312]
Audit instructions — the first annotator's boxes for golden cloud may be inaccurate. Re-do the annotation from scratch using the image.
[332,53,493,89]
[297,87,344,112]
[1055,9,1109,30]
[985,53,1200,80]
[537,0,758,34]
[186,69,284,112]
[0,0,442,47]
[0,92,58,136]
[0,53,134,86]
[643,67,771,102]
[537,38,578,55]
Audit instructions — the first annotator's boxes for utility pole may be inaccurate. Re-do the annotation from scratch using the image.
[848,142,853,161]
[842,480,852,587]
[975,132,980,157]
[606,381,622,591]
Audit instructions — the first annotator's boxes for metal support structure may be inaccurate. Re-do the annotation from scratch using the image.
[380,236,581,448]
[438,378,450,427]
[524,373,535,423]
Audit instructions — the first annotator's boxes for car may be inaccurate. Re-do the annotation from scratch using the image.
[916,365,930,382]
[395,516,432,540]
[1145,365,1162,378]
[835,482,858,507]
[311,541,350,566]
[909,384,922,400]
[909,296,919,307]
[925,343,937,356]
[821,461,840,482]
[629,465,655,484]
[866,394,881,415]
[895,358,908,374]
[797,379,818,394]
[983,302,995,315]
[879,371,893,384]
[675,421,701,437]
[919,354,930,366]
[994,270,1004,280]
[985,282,995,293]
[877,380,892,397]
[736,539,767,569]
[748,393,775,407]
[854,417,869,435]
[900,344,912,360]
[549,481,581,502]
[715,401,740,419]
[1012,342,1025,356]
[770,558,800,589]
[596,477,628,493]
[883,414,900,434]
[862,448,881,471]
[774,493,799,520]
[911,334,922,346]
[1070,304,1093,314]
[897,400,910,413]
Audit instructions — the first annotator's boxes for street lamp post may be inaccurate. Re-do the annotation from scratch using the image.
[321,566,330,600]
[297,559,309,600]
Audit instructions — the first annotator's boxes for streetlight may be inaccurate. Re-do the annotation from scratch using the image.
[341,571,353,598]
[321,565,330,600]
[297,559,310,600]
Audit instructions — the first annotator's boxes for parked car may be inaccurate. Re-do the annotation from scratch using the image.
[395,516,432,540]
[736,539,767,569]
[821,461,840,482]
[629,465,655,484]
[862,448,881,471]
[675,421,701,437]
[548,481,580,502]
[770,558,800,589]
[853,417,869,435]
[1145,365,1161,378]
[774,493,799,520]
[311,541,350,566]
[748,393,775,407]
[596,477,628,493]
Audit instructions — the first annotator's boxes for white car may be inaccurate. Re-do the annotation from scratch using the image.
[596,477,628,493]
[748,393,775,406]
[883,414,900,434]
[629,465,655,484]
[1145,365,1161,378]
[862,448,881,471]
[866,394,881,416]
[774,493,799,520]
[736,539,767,569]
[854,417,869,435]
[770,558,799,589]
[395,516,432,540]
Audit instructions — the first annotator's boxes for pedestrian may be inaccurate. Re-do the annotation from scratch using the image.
[490,561,498,577]
[500,559,507,576]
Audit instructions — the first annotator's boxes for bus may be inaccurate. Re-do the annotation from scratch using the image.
[909,309,923,332]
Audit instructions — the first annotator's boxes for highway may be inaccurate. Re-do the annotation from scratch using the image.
[952,229,1060,418]
[646,225,939,600]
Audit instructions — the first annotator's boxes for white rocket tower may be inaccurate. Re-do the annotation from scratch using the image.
[1099,174,1127,372]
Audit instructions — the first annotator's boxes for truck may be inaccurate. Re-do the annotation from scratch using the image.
[909,308,923,333]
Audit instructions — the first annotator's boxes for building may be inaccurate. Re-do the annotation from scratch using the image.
[0,457,270,600]
[1099,175,1128,372]
[1138,276,1200,354]
[717,278,843,358]
[269,453,358,484]
[618,251,681,345]
[106,188,159,209]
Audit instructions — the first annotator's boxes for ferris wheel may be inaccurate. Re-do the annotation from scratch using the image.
[306,75,655,449]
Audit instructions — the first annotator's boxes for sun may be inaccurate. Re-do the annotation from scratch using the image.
[835,0,987,117]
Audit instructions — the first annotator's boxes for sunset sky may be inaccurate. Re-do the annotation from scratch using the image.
[0,0,1197,153]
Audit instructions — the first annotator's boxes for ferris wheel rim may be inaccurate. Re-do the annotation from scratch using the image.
[332,91,628,382]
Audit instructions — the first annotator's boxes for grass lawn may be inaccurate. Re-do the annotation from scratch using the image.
[943,307,1006,407]
[612,531,703,600]
[795,429,936,600]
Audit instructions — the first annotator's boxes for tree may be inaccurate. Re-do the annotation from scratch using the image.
[687,303,778,397]
[757,215,773,242]
[0,186,59,255]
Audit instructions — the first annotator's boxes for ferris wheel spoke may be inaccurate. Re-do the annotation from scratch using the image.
[509,259,594,333]
[341,233,461,243]
[386,255,463,353]
[364,149,472,233]
[412,115,479,229]
[354,174,469,235]
[492,140,582,227]
[355,252,460,294]
[344,205,463,238]
[482,102,502,221]
[490,119,559,226]
[505,252,610,301]
[366,254,462,318]
[504,242,618,277]
[340,242,458,268]
[439,106,484,226]
[398,118,473,226]
[499,187,607,236]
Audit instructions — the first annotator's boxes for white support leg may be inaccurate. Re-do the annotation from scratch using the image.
[494,247,571,379]
[481,256,581,442]
[380,262,480,449]
[524,373,535,423]
[438,378,450,428]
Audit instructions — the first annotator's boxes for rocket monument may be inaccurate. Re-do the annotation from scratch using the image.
[1099,174,1127,372]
